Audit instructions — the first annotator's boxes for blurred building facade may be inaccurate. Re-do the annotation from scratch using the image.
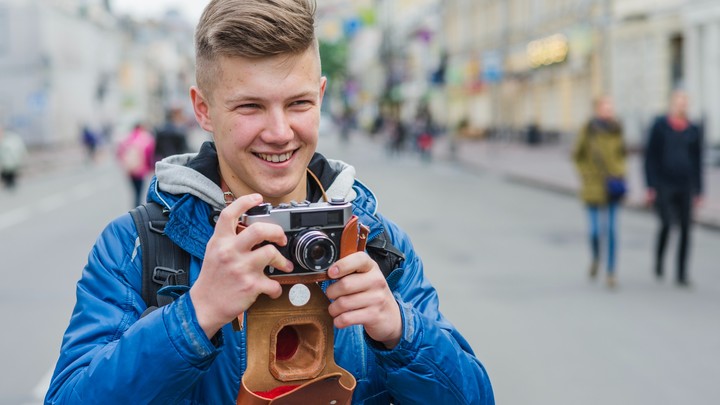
[443,0,607,142]
[316,0,445,131]
[684,0,720,154]
[611,0,688,146]
[0,0,121,146]
[440,0,720,149]
[0,0,194,147]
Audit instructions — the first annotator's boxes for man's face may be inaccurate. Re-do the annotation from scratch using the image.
[670,92,689,117]
[192,47,326,204]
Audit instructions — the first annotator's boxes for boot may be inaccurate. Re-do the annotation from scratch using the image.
[589,260,599,279]
[606,273,617,289]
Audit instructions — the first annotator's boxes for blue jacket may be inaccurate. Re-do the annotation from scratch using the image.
[46,146,494,404]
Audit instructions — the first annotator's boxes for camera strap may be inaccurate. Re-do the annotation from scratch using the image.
[220,168,329,204]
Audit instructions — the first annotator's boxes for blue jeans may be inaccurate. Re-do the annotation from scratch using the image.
[587,202,619,273]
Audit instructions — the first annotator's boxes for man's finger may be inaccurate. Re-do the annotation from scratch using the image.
[328,292,375,318]
[328,252,375,279]
[215,193,263,236]
[253,244,294,273]
[257,277,283,300]
[326,271,383,300]
[236,222,288,251]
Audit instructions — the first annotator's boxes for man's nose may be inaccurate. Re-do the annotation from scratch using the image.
[261,108,293,143]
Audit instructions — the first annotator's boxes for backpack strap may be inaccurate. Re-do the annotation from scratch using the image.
[129,202,191,315]
[365,228,405,279]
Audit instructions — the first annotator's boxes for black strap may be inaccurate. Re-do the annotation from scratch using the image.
[129,202,191,311]
[366,229,405,279]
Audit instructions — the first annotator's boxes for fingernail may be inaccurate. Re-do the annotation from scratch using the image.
[251,193,262,202]
[329,266,339,277]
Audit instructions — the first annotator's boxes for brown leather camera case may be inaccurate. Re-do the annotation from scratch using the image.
[235,216,368,404]
[236,282,356,404]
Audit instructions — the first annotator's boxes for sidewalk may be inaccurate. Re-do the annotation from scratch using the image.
[434,136,720,231]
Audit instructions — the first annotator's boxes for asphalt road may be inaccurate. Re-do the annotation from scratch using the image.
[1,130,719,404]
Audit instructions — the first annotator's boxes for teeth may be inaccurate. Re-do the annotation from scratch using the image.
[257,152,292,163]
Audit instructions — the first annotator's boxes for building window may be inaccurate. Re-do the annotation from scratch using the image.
[670,34,684,90]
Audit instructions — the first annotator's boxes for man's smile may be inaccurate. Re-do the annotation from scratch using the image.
[253,150,296,164]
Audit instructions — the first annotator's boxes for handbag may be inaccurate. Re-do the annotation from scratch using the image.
[605,176,627,201]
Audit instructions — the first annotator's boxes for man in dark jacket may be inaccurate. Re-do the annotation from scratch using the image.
[45,1,494,403]
[644,90,704,287]
[154,107,190,162]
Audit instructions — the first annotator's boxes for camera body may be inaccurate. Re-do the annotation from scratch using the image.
[241,199,354,277]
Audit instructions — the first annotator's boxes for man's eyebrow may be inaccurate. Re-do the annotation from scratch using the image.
[286,90,319,99]
[225,90,319,104]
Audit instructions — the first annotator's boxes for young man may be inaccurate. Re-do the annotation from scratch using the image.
[46,1,494,403]
[644,90,704,287]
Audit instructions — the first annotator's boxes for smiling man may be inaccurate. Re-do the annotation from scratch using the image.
[45,1,494,404]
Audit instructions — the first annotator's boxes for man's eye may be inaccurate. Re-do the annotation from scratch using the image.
[238,103,260,109]
[291,100,311,107]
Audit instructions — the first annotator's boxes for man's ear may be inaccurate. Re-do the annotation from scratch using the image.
[319,76,328,104]
[190,86,214,133]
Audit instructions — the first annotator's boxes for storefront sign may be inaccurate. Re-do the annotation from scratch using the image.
[527,34,569,68]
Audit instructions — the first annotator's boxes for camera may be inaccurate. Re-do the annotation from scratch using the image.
[241,199,355,277]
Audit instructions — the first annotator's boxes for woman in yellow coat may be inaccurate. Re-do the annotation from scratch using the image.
[573,96,627,287]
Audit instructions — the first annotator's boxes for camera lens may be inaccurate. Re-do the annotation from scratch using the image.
[292,230,337,271]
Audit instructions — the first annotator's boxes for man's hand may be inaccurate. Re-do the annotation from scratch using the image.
[189,193,294,338]
[693,195,704,209]
[645,188,657,207]
[326,252,402,349]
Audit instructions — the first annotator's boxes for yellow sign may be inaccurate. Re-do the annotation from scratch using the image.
[527,34,569,68]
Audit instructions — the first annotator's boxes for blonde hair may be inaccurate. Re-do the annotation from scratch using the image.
[195,0,317,96]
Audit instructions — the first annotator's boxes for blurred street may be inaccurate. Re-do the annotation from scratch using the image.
[2,1,720,404]
[2,128,719,404]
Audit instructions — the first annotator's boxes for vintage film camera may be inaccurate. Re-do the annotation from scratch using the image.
[241,198,365,279]
[236,198,366,404]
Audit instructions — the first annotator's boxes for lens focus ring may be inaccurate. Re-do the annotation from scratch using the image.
[292,230,337,271]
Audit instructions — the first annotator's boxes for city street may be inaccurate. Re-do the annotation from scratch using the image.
[2,131,719,404]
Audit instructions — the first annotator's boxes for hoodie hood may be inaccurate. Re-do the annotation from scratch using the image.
[154,152,225,210]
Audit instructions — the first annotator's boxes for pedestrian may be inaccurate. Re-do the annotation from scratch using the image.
[644,90,704,287]
[45,1,494,404]
[572,96,627,288]
[154,106,190,162]
[338,104,355,144]
[388,117,407,156]
[413,102,435,162]
[80,124,100,163]
[116,123,155,207]
[417,131,433,162]
[0,125,27,190]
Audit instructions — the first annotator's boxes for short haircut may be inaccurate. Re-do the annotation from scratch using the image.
[195,0,318,97]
